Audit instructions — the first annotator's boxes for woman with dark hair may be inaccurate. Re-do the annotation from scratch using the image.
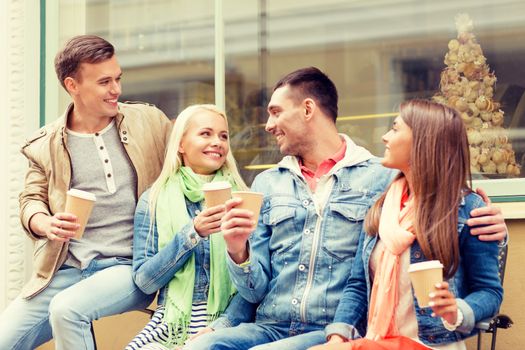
[312,99,503,350]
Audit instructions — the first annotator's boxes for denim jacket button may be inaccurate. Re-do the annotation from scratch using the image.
[298,264,306,271]
[291,298,298,305]
[302,199,309,207]
[304,229,310,235]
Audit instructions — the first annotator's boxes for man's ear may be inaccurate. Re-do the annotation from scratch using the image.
[64,77,77,95]
[303,98,316,122]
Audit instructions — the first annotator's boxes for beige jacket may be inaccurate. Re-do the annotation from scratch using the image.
[19,101,173,299]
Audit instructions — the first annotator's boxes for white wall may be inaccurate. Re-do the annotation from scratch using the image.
[0,0,41,311]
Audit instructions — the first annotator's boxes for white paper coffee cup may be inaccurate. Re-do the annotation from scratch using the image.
[408,260,443,307]
[65,189,96,239]
[203,181,232,208]
[231,191,264,229]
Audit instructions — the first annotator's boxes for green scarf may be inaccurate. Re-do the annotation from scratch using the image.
[156,166,237,345]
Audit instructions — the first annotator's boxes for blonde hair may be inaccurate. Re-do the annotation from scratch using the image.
[147,104,248,228]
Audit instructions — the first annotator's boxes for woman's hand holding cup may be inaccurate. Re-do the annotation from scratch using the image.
[428,281,458,325]
[194,205,226,237]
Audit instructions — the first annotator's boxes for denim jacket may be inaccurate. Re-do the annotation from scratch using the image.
[327,192,504,346]
[227,135,397,331]
[132,189,256,329]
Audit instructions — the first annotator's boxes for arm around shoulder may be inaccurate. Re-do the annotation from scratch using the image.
[457,196,504,332]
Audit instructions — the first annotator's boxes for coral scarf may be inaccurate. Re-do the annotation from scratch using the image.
[366,177,416,340]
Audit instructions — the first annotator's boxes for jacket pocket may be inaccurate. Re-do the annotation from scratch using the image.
[323,203,368,261]
[263,204,297,256]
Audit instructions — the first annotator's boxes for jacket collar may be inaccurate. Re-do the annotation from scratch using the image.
[58,102,125,140]
[277,133,374,177]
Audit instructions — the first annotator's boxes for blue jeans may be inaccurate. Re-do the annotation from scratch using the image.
[184,323,326,350]
[0,258,154,350]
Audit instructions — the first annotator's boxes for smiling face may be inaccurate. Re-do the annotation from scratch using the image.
[179,110,230,175]
[381,116,413,174]
[67,55,122,120]
[265,85,310,156]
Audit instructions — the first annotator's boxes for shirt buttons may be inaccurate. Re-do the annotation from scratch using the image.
[298,264,306,271]
[107,173,112,178]
[104,159,109,163]
[414,251,422,259]
[122,130,127,135]
[291,298,298,305]
[99,146,104,150]
[123,137,127,141]
[95,132,100,136]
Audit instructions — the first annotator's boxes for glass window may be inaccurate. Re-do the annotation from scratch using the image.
[50,0,524,197]
[56,0,215,119]
[222,0,524,195]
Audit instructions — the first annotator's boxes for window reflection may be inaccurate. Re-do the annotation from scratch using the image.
[58,0,525,185]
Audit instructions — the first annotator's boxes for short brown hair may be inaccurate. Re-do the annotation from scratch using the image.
[54,35,115,89]
[274,67,338,123]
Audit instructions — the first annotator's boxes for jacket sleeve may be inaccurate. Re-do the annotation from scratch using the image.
[132,191,202,295]
[208,293,258,329]
[225,175,272,303]
[454,196,503,334]
[325,229,369,340]
[19,149,51,240]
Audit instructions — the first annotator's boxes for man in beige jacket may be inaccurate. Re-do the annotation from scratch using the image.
[0,35,172,350]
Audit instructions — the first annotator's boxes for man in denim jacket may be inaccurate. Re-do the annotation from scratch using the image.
[186,67,507,350]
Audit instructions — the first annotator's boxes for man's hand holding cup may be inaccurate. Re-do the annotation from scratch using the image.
[221,192,263,264]
[30,212,79,242]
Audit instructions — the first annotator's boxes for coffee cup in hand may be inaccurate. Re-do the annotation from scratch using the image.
[408,260,443,307]
[231,191,264,229]
[203,181,232,208]
[64,189,96,239]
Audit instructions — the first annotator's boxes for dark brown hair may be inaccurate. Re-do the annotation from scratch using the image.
[54,35,115,90]
[273,67,338,122]
[365,99,471,279]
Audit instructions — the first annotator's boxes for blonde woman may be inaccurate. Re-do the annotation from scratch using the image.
[126,105,254,350]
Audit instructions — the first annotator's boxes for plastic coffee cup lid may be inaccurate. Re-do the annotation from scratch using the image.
[67,189,96,201]
[202,181,232,191]
[408,260,443,272]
